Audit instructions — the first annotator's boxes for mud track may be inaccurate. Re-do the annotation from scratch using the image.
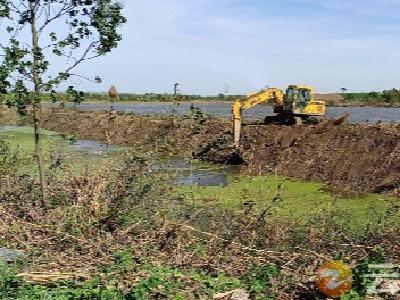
[1,107,400,196]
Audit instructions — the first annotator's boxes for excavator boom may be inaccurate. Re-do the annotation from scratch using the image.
[233,88,284,148]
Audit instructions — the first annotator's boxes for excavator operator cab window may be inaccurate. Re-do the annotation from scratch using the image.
[296,89,311,108]
[286,88,295,101]
[285,88,295,110]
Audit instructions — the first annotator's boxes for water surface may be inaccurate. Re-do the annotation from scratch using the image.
[153,158,240,187]
[64,102,400,124]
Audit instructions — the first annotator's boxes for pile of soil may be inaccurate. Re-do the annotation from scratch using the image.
[38,108,230,156]
[1,106,400,196]
[0,107,17,125]
[315,93,344,105]
[237,122,400,195]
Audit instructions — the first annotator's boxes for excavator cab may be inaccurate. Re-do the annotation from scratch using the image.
[280,85,325,116]
[284,85,314,112]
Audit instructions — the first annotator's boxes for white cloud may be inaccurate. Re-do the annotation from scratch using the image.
[293,0,400,18]
[76,0,400,94]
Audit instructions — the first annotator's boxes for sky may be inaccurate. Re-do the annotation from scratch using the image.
[71,0,400,94]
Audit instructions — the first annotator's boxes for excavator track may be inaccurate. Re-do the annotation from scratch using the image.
[264,115,324,125]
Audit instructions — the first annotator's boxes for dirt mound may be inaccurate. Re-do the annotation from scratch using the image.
[39,108,231,156]
[0,106,18,125]
[315,93,344,104]
[236,122,400,195]
[196,116,400,195]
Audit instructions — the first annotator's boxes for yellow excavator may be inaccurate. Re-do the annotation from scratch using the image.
[232,84,326,148]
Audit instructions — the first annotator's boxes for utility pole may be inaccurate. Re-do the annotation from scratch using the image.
[173,82,181,106]
[172,82,181,127]
[174,82,180,96]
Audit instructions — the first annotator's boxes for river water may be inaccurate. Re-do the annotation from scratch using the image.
[66,102,400,124]
[0,125,233,186]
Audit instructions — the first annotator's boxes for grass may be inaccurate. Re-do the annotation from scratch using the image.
[0,126,397,299]
[2,127,396,236]
[177,174,396,236]
[0,250,279,300]
[0,126,121,177]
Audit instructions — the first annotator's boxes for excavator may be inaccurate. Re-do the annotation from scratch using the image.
[232,84,326,148]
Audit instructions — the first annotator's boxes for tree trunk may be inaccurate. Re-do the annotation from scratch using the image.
[29,1,47,202]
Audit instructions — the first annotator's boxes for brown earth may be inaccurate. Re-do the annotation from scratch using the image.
[1,106,400,196]
[315,93,344,105]
[238,122,400,194]
[38,108,229,156]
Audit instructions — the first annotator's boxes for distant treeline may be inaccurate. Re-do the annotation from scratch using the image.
[54,92,244,102]
[341,89,400,106]
[3,89,400,106]
[0,92,245,104]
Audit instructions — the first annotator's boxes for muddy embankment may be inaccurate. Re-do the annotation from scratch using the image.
[1,106,400,196]
[219,123,400,195]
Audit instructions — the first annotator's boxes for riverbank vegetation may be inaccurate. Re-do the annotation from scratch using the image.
[340,89,400,106]
[4,88,400,107]
[0,125,399,299]
[1,92,243,104]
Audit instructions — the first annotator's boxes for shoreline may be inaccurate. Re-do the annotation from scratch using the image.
[1,107,399,196]
[44,100,400,108]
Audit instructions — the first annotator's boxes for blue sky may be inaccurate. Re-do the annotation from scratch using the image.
[76,0,400,94]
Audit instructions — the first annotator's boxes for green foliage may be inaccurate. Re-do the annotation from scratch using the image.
[178,175,395,236]
[0,0,126,110]
[107,154,170,228]
[0,139,18,176]
[381,88,400,103]
[0,258,256,300]
[244,264,279,297]
[0,263,125,299]
[33,92,245,103]
[342,89,400,105]
[129,266,242,299]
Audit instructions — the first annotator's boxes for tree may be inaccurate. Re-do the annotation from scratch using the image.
[108,84,118,102]
[382,88,400,104]
[340,88,348,93]
[0,0,126,201]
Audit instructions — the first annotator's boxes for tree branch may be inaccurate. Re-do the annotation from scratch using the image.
[63,41,99,74]
[38,2,73,34]
[68,73,99,83]
[43,41,100,87]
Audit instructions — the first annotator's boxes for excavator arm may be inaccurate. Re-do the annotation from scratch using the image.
[232,88,284,149]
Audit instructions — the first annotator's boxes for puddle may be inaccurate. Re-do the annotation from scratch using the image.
[1,125,237,186]
[69,140,117,156]
[0,125,15,132]
[176,170,228,186]
[153,158,240,187]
